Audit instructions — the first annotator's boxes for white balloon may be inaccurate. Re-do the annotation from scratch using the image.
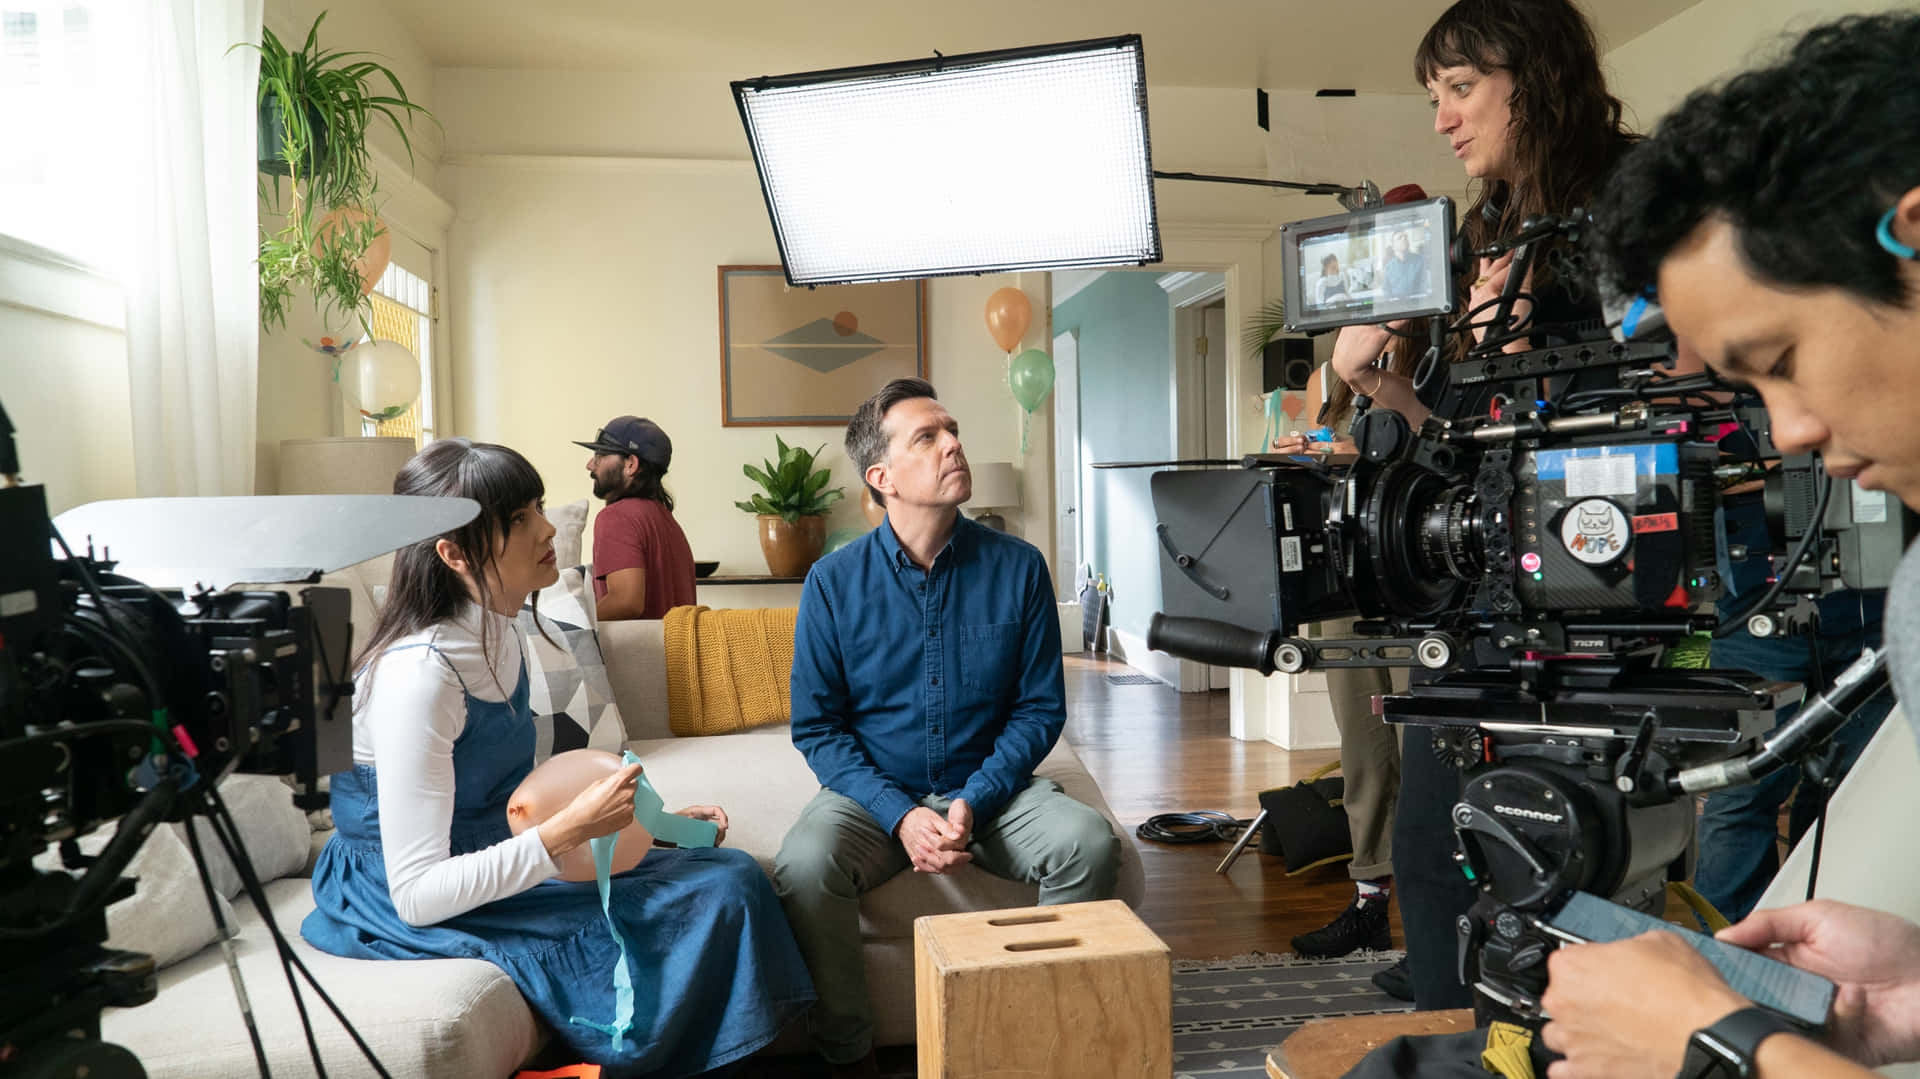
[341,339,421,412]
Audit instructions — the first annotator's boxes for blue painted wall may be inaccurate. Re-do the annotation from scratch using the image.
[1053,271,1174,645]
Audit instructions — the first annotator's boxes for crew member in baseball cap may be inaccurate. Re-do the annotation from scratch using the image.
[578,416,696,620]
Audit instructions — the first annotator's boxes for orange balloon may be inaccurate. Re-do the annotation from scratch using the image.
[984,287,1032,353]
[507,749,652,882]
[311,206,393,297]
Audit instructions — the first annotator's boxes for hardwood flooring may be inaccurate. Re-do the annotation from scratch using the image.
[1063,651,1404,959]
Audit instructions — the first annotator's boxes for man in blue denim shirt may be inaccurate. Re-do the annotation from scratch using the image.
[1696,490,1892,921]
[774,378,1121,1078]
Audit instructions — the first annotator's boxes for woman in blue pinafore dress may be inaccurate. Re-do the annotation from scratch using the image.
[301,439,814,1078]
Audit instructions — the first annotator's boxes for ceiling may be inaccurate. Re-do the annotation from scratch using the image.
[384,0,1701,89]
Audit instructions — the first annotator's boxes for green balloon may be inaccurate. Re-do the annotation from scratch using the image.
[823,526,866,554]
[1008,348,1055,413]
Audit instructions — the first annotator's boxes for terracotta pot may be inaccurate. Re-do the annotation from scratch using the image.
[758,514,826,578]
[859,486,887,529]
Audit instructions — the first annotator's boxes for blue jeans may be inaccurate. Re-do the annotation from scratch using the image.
[1696,497,1892,921]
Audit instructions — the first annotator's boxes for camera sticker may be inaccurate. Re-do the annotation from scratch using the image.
[1559,498,1631,566]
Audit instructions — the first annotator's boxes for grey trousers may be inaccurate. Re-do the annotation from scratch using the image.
[1324,664,1406,880]
[772,777,1122,1063]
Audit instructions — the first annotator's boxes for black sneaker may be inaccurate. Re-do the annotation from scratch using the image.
[1291,894,1391,958]
[1371,955,1414,1001]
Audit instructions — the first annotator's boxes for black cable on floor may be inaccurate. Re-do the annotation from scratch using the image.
[1135,811,1252,844]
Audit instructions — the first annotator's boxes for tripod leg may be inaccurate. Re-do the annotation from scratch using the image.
[1216,808,1269,874]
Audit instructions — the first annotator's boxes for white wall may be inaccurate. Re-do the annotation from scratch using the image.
[439,155,1052,575]
[1605,0,1908,129]
[0,242,132,515]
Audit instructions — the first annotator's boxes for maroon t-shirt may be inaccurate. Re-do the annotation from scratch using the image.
[590,497,697,619]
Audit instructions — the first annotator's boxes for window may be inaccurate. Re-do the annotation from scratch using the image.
[0,1,129,267]
[363,259,436,443]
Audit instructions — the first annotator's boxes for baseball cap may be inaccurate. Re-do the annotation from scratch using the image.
[574,416,672,471]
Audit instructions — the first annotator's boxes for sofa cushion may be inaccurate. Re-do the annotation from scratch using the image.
[623,727,1144,939]
[518,565,626,761]
[177,774,315,899]
[102,878,540,1079]
[35,822,236,971]
[549,497,589,572]
[662,605,796,736]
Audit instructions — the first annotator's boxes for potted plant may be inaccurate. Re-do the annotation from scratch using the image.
[734,436,846,577]
[239,12,435,331]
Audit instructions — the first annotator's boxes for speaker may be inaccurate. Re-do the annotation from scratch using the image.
[1262,338,1316,393]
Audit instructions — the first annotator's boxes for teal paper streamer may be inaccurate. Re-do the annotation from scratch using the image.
[622,749,718,848]
[1264,390,1284,450]
[567,833,637,1048]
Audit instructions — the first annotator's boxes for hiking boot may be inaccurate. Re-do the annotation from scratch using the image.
[1371,955,1414,1001]
[1291,893,1391,958]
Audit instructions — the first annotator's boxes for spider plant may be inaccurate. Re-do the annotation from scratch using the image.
[237,12,436,330]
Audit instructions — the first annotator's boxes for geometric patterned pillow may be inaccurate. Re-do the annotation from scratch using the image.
[516,564,627,763]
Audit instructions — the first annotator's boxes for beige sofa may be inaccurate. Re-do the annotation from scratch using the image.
[102,559,1145,1078]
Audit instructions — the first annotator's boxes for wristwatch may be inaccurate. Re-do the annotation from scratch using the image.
[1676,1006,1797,1079]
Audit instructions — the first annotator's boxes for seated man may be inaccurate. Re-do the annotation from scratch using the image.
[774,377,1122,1079]
[574,414,696,620]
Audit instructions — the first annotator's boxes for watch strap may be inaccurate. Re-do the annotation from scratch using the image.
[1678,1006,1796,1079]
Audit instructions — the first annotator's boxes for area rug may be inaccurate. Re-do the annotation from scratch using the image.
[1173,948,1410,1078]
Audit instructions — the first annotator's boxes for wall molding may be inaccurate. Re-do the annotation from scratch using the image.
[0,233,124,331]
[1107,627,1183,691]
[440,152,757,176]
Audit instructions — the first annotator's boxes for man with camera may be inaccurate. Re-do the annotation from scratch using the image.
[1539,13,1920,1078]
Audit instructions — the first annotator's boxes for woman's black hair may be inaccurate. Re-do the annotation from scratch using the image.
[1414,0,1635,322]
[356,438,551,678]
[1591,12,1920,309]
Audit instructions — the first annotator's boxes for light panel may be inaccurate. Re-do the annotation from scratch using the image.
[734,36,1161,286]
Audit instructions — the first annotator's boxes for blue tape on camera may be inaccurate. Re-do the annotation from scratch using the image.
[622,749,718,848]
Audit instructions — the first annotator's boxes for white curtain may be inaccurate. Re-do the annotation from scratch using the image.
[123,0,263,497]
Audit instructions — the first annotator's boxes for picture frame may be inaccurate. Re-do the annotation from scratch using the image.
[717,265,930,426]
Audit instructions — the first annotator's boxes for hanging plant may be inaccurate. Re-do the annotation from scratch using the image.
[236,12,436,330]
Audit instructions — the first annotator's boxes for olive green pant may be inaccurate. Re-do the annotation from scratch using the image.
[1325,664,1407,880]
[772,777,1122,1064]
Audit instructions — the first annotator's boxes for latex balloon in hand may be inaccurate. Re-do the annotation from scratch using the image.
[508,749,653,882]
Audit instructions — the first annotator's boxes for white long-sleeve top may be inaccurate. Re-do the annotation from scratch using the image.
[351,604,560,927]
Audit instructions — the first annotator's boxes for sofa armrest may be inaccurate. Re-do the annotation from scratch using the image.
[598,618,674,740]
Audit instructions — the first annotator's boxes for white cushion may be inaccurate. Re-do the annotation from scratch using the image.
[176,774,317,899]
[34,823,235,970]
[549,497,589,572]
[518,565,626,762]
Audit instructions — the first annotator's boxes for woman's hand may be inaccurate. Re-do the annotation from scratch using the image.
[539,761,643,859]
[674,805,730,847]
[1271,433,1355,456]
[1470,252,1534,352]
[1328,323,1394,388]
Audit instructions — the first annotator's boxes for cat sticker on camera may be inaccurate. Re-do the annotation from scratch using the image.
[1561,499,1631,566]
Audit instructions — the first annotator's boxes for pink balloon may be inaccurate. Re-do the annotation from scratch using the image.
[507,749,652,882]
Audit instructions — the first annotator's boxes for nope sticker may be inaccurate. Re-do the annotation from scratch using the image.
[1560,498,1631,566]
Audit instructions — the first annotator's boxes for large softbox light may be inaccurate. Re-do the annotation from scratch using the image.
[732,35,1162,286]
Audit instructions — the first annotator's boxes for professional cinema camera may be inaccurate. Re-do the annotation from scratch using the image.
[0,400,472,1076]
[1143,197,1906,1026]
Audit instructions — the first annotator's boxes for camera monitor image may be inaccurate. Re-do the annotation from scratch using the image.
[1280,196,1456,334]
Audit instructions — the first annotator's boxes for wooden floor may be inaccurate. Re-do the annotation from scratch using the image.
[1063,651,1403,959]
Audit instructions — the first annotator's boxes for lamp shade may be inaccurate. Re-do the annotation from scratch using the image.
[278,437,417,495]
[967,462,1021,510]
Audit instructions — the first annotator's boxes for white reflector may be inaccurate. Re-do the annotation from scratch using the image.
[733,36,1162,286]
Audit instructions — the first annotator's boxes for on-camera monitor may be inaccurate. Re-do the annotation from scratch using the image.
[1280,196,1455,334]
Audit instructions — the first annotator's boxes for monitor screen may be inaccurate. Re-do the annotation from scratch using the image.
[1280,197,1456,334]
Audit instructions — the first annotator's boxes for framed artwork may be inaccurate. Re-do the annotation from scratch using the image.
[718,265,929,426]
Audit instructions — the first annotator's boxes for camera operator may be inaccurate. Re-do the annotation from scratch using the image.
[1326,0,1639,1009]
[1540,13,1920,1077]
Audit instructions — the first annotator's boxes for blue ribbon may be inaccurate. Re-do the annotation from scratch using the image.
[623,749,718,849]
[568,832,637,1049]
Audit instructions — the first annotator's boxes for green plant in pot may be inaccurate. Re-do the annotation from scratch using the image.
[240,12,435,331]
[734,436,846,577]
